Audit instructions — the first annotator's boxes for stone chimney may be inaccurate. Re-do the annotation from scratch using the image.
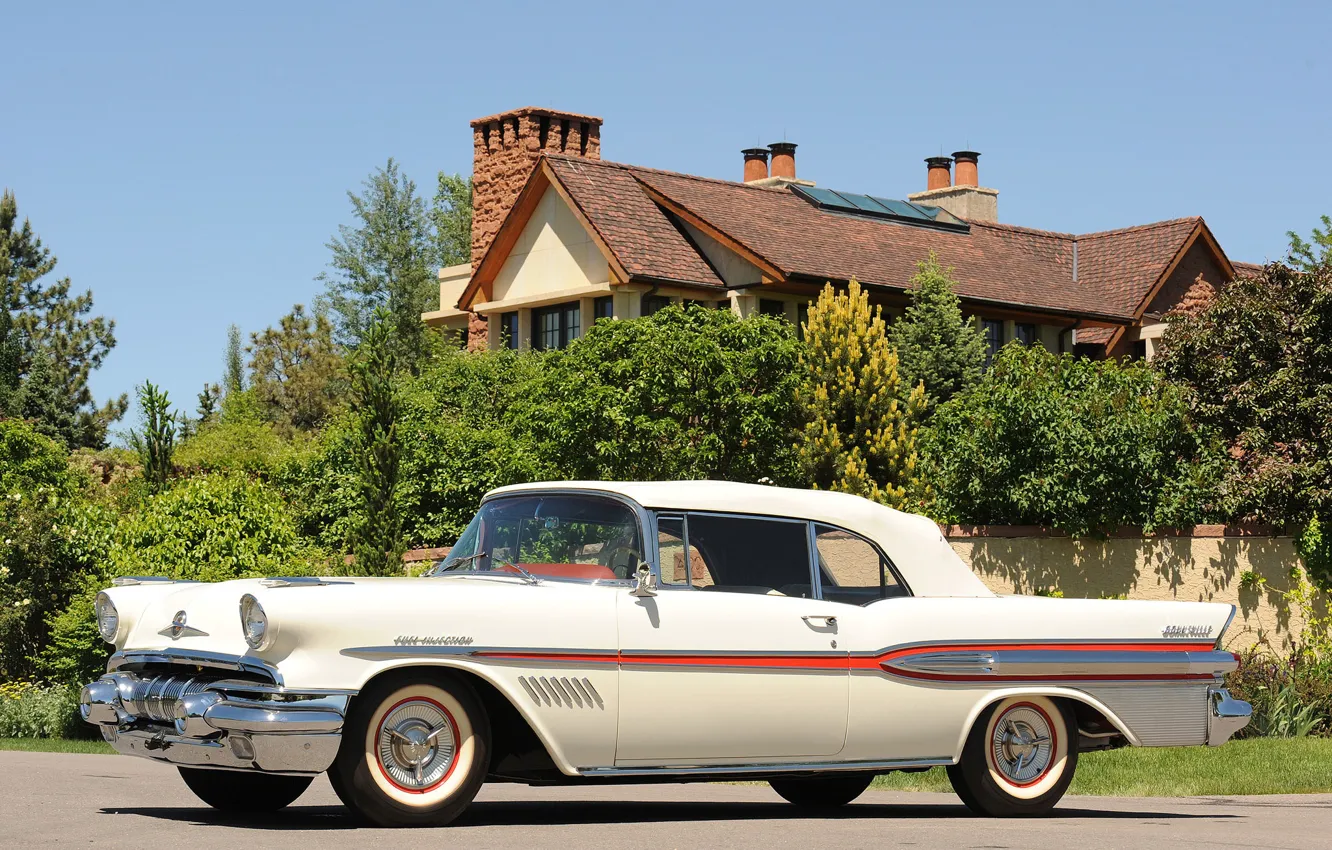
[908,149,998,223]
[743,148,770,182]
[470,106,602,269]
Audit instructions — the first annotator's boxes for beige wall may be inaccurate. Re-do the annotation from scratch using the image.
[949,535,1321,651]
[491,185,609,303]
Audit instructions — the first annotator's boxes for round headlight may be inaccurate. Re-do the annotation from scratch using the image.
[239,594,269,649]
[94,592,119,644]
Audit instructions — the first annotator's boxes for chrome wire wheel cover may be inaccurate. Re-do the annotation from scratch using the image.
[989,704,1055,786]
[375,698,458,792]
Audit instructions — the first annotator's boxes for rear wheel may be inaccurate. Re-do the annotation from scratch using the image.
[947,696,1077,817]
[178,767,312,812]
[770,773,874,808]
[329,672,490,827]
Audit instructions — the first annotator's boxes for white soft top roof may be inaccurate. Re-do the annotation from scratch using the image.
[486,480,992,598]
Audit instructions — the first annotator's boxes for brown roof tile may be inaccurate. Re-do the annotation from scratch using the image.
[543,155,1208,322]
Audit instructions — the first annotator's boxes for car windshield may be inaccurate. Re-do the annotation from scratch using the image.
[434,494,643,581]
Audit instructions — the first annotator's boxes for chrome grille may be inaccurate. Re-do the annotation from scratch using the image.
[518,676,603,710]
[124,674,220,722]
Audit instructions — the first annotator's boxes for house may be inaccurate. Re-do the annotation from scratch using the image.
[424,106,1254,359]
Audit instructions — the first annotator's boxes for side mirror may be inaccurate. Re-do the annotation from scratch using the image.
[629,564,658,598]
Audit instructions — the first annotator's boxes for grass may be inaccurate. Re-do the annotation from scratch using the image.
[872,738,1332,797]
[0,737,115,755]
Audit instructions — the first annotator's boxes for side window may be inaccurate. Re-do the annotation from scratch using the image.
[815,524,903,605]
[654,513,813,597]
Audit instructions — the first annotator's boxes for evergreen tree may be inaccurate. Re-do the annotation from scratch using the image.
[347,309,403,576]
[128,381,177,494]
[432,172,472,268]
[1288,214,1332,273]
[317,159,437,368]
[797,281,929,510]
[890,252,987,409]
[247,304,345,432]
[0,189,127,447]
[0,300,19,414]
[196,383,221,422]
[223,324,245,395]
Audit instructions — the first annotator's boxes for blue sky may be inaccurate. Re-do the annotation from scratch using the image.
[5,1,1330,426]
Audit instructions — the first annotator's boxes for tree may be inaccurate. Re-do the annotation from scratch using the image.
[1155,258,1332,523]
[890,252,987,409]
[0,189,127,447]
[0,303,22,414]
[127,381,177,494]
[1288,214,1332,273]
[317,159,438,367]
[798,281,928,510]
[347,309,403,575]
[924,345,1223,535]
[247,304,345,432]
[432,172,472,268]
[523,304,805,484]
[223,324,245,395]
[196,383,221,423]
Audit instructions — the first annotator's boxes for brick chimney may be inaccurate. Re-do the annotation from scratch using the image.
[470,106,602,269]
[769,142,797,179]
[908,149,999,223]
[743,148,770,182]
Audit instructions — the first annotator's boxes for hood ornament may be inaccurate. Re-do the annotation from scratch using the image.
[158,610,208,640]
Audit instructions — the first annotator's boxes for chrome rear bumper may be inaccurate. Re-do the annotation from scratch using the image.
[80,670,351,775]
[1206,686,1252,746]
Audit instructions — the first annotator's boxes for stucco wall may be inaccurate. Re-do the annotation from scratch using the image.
[948,534,1317,651]
[491,185,609,303]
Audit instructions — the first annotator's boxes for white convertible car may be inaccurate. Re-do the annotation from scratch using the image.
[81,481,1251,826]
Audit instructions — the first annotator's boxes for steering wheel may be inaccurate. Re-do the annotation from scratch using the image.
[599,545,643,578]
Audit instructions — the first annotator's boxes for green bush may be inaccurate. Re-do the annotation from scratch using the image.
[36,473,332,684]
[174,420,303,477]
[0,420,113,680]
[922,345,1224,535]
[0,681,86,738]
[1226,650,1332,738]
[1299,515,1332,589]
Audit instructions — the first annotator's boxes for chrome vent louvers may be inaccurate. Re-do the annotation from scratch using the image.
[518,676,603,710]
[122,674,220,722]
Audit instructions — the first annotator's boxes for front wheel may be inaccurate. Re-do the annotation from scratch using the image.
[947,696,1077,816]
[329,672,490,827]
[770,772,874,808]
[178,767,312,812]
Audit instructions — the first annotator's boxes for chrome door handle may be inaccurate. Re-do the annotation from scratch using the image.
[802,615,837,626]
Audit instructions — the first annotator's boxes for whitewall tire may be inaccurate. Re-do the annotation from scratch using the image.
[947,696,1077,816]
[331,672,490,827]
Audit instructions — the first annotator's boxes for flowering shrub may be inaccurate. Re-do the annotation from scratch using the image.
[0,680,84,738]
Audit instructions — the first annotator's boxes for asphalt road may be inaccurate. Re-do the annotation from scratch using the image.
[6,751,1331,849]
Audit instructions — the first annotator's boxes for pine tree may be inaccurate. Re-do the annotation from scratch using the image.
[223,324,245,395]
[0,189,127,447]
[0,301,19,414]
[432,172,472,268]
[890,252,987,409]
[798,280,929,511]
[317,159,438,369]
[247,304,345,432]
[347,309,403,576]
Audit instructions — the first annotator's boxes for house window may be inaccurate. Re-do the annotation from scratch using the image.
[1132,340,1148,360]
[499,311,519,350]
[593,296,614,322]
[797,302,810,340]
[532,301,581,350]
[641,295,673,316]
[981,319,1004,366]
[1014,323,1037,347]
[759,298,786,318]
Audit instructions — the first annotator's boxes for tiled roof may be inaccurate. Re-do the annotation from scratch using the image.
[545,157,724,288]
[1231,260,1265,277]
[541,155,1210,322]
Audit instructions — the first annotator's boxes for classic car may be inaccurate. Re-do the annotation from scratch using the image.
[80,480,1251,826]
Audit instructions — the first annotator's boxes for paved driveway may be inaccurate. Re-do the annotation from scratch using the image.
[6,751,1330,849]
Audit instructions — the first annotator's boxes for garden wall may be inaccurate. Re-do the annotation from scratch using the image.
[944,526,1316,651]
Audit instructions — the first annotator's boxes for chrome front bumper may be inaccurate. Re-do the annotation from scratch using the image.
[80,670,351,775]
[1206,686,1252,746]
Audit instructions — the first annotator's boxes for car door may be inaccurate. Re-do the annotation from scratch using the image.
[613,511,850,765]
